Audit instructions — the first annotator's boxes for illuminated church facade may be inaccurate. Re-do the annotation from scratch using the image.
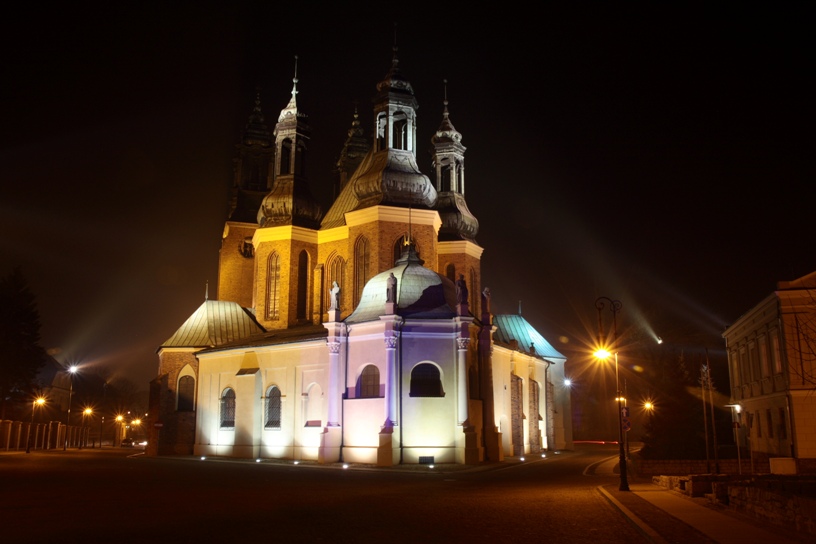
[147,53,572,465]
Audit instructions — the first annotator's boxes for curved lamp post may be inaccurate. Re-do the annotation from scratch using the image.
[26,397,46,454]
[594,296,629,491]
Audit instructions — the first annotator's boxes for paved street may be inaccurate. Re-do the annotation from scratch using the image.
[2,443,658,544]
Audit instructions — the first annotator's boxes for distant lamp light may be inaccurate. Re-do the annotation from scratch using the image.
[342,464,349,469]
[200,456,206,460]
[657,337,663,344]
[564,379,572,387]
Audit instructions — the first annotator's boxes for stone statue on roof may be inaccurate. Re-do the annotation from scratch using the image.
[329,281,340,310]
[456,274,468,305]
[386,273,397,303]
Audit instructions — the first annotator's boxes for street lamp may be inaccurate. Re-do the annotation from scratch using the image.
[80,407,92,449]
[594,296,629,491]
[64,365,78,450]
[115,415,124,447]
[26,397,46,454]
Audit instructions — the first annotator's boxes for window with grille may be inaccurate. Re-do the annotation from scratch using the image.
[357,365,380,398]
[265,386,281,429]
[410,363,443,397]
[177,375,195,412]
[221,388,236,429]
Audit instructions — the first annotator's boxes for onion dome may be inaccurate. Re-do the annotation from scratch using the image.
[346,244,457,323]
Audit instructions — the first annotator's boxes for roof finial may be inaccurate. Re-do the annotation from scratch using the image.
[443,79,450,118]
[205,281,209,301]
[291,54,299,99]
[518,300,522,315]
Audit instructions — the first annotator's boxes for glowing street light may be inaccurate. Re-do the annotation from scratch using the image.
[79,407,93,449]
[26,397,46,454]
[64,365,78,450]
[115,415,124,447]
[594,296,629,492]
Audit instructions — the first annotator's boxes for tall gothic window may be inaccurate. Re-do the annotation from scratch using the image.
[325,252,346,311]
[469,268,477,311]
[220,388,236,428]
[296,250,308,320]
[354,236,369,306]
[265,386,281,429]
[177,375,195,412]
[266,252,281,320]
[445,263,455,282]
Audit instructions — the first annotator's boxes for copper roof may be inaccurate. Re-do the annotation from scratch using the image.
[492,314,566,363]
[159,300,266,349]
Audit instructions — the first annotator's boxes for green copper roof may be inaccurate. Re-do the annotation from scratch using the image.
[493,314,566,363]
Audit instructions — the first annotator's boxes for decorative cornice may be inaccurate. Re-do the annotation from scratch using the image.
[345,205,442,232]
[438,240,484,259]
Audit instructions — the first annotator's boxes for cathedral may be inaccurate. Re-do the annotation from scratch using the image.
[147,51,572,465]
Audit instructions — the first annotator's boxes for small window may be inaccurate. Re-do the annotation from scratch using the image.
[177,375,195,412]
[357,365,380,398]
[265,386,281,429]
[766,409,774,439]
[221,388,236,428]
[410,363,443,397]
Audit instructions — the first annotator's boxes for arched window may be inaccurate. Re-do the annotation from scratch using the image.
[354,236,370,306]
[410,363,443,397]
[392,112,408,150]
[266,252,281,320]
[296,250,309,320]
[177,375,195,412]
[265,386,281,429]
[295,141,307,176]
[357,365,380,398]
[325,252,346,311]
[376,112,387,150]
[445,263,455,282]
[220,388,236,428]
[280,138,292,175]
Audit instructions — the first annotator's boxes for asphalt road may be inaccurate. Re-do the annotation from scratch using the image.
[2,444,654,544]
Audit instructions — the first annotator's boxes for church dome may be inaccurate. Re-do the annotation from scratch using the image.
[345,245,457,323]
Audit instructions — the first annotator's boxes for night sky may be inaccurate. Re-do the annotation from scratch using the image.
[2,4,813,396]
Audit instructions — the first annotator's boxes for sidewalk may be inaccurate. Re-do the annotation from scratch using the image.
[596,457,808,544]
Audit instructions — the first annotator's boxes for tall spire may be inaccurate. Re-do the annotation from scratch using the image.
[258,55,323,229]
[432,79,479,241]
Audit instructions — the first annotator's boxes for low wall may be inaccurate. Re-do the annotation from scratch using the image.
[651,474,816,538]
[635,458,768,476]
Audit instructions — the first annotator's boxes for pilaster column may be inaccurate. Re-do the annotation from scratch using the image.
[384,334,398,428]
[327,340,341,427]
[457,337,470,425]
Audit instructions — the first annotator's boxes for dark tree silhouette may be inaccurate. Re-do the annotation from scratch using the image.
[0,267,48,419]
